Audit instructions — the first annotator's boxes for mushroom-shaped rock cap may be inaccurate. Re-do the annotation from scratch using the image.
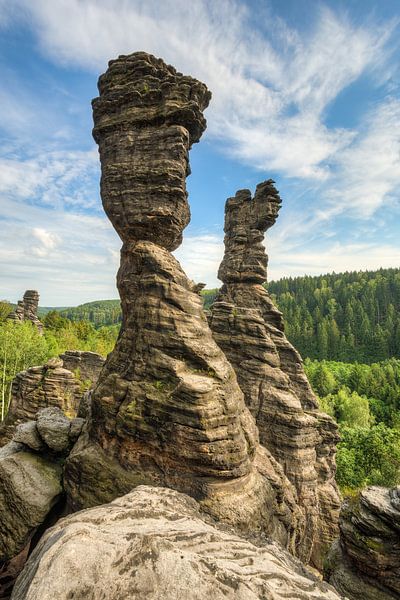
[92,52,211,251]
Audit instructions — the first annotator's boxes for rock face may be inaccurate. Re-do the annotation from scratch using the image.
[64,52,306,555]
[209,182,341,566]
[327,486,400,600]
[60,350,105,385]
[0,408,83,594]
[11,486,343,600]
[0,441,62,563]
[7,291,43,333]
[0,359,80,446]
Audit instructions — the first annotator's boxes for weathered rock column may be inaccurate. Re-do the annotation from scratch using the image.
[65,53,303,552]
[209,181,340,565]
[7,290,43,333]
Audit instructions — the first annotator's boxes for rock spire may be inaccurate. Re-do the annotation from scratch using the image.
[209,181,341,566]
[65,52,305,553]
[7,290,43,333]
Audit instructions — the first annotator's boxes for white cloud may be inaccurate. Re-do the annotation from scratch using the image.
[0,0,399,303]
[31,228,60,257]
[10,0,396,180]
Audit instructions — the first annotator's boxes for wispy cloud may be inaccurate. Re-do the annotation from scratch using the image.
[11,0,397,181]
[0,0,399,303]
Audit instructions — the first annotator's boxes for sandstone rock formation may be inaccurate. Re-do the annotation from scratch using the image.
[327,486,400,600]
[209,182,341,566]
[0,359,80,446]
[11,486,343,600]
[64,52,308,556]
[7,291,43,334]
[60,350,105,385]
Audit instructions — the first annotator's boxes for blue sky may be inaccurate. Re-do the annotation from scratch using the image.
[0,0,399,305]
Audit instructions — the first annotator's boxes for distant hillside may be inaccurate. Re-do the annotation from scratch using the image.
[60,299,122,327]
[267,267,400,363]
[42,267,400,363]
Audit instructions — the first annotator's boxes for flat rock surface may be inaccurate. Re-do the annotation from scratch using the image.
[12,486,342,600]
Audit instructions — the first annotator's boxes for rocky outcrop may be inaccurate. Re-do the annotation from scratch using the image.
[7,291,43,334]
[209,182,341,565]
[64,52,307,555]
[0,409,84,594]
[60,350,105,385]
[326,486,400,599]
[0,359,80,446]
[11,485,343,600]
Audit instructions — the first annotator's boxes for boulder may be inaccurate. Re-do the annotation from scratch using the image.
[12,486,342,600]
[13,421,44,452]
[327,486,400,599]
[36,407,71,453]
[0,445,62,562]
[0,360,80,446]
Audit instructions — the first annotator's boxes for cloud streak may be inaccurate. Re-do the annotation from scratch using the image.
[0,0,399,303]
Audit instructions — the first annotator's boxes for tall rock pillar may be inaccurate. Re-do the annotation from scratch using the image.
[209,181,341,565]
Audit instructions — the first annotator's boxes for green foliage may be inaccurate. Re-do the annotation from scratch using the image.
[268,267,400,363]
[60,299,122,327]
[0,321,50,420]
[0,317,119,421]
[0,301,12,322]
[306,358,400,492]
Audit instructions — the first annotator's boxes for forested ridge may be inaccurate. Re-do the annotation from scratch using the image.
[267,267,400,363]
[52,268,400,365]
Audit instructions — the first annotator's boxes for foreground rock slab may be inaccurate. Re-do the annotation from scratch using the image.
[327,485,400,600]
[12,486,342,600]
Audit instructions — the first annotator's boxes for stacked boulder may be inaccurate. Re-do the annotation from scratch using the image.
[7,291,43,334]
[0,408,84,597]
[209,182,341,565]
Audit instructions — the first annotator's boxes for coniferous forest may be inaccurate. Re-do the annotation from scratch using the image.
[267,267,400,363]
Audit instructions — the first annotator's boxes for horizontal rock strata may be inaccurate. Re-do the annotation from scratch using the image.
[209,182,341,565]
[327,486,400,599]
[7,291,43,334]
[11,486,343,600]
[0,359,80,446]
[65,52,306,554]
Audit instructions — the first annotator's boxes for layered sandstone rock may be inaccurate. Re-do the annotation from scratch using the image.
[209,182,340,565]
[327,486,400,600]
[60,350,105,385]
[7,291,43,333]
[11,486,343,600]
[0,359,80,446]
[65,52,305,554]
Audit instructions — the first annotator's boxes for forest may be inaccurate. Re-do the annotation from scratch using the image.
[1,266,400,493]
[268,267,400,363]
